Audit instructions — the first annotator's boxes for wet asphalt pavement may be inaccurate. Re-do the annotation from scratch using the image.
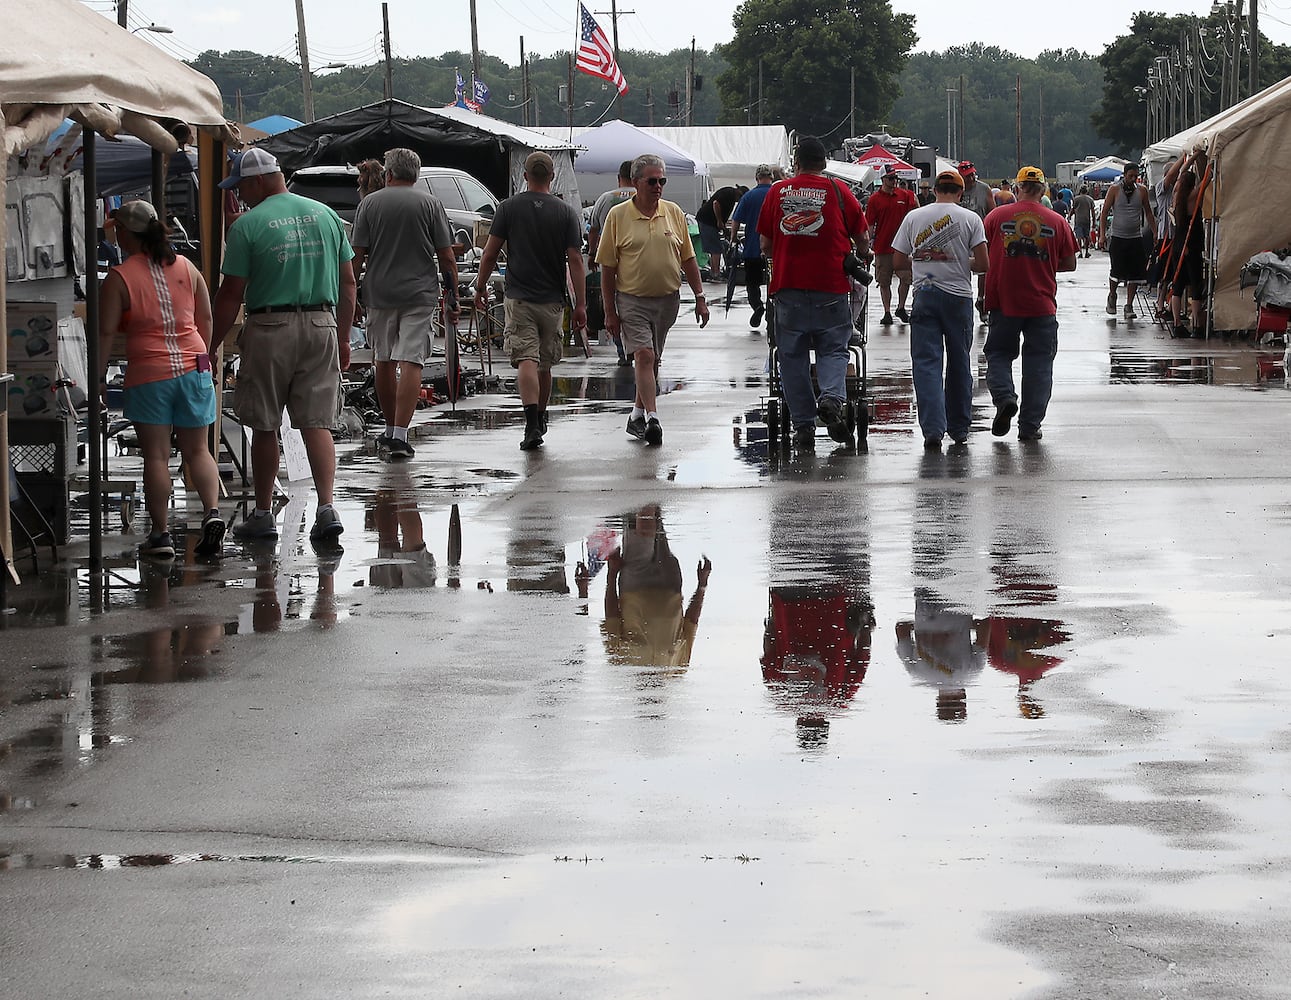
[4,255,1291,998]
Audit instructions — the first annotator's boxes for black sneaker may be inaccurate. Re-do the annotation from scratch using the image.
[792,426,816,453]
[895,306,909,324]
[520,424,544,451]
[750,305,764,328]
[1018,428,1044,441]
[816,396,850,444]
[387,438,415,460]
[617,357,633,368]
[195,510,225,556]
[310,506,344,543]
[626,414,647,439]
[991,399,1018,437]
[880,313,893,326]
[923,437,942,451]
[375,433,394,450]
[644,417,663,446]
[139,531,175,559]
[950,433,969,446]
[540,410,549,435]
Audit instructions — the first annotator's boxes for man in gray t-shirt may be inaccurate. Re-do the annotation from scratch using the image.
[350,147,458,459]
[473,151,586,451]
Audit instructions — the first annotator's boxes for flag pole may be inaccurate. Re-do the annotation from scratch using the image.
[571,1,579,142]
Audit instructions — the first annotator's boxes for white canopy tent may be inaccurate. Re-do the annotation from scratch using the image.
[643,125,791,191]
[3,0,232,574]
[822,159,877,188]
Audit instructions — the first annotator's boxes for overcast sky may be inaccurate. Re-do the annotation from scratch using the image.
[96,0,1291,69]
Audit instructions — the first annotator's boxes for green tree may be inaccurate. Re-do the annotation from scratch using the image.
[715,0,917,135]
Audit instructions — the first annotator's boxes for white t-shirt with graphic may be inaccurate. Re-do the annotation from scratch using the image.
[891,202,986,298]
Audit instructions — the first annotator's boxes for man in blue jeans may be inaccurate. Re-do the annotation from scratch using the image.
[757,136,869,453]
[892,168,988,449]
[982,167,1078,441]
[728,164,775,330]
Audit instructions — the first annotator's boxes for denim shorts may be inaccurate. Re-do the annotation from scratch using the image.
[123,370,216,427]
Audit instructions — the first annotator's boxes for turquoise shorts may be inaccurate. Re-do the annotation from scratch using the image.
[123,370,217,428]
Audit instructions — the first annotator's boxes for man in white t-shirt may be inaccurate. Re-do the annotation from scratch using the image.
[892,168,989,449]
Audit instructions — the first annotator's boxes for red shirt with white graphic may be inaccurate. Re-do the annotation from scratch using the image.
[983,201,1077,316]
[758,174,863,295]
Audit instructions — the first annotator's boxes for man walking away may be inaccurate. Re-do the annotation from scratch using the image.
[597,154,710,447]
[892,169,988,449]
[983,167,1078,442]
[212,148,357,545]
[865,164,916,327]
[1070,185,1096,258]
[758,136,870,453]
[696,183,744,281]
[729,165,776,330]
[474,151,586,451]
[350,147,458,460]
[587,160,635,366]
[956,159,995,321]
[1099,162,1155,321]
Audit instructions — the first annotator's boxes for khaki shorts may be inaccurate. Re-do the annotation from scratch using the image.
[233,311,339,431]
[616,291,680,358]
[874,253,912,288]
[504,298,564,369]
[367,304,436,365]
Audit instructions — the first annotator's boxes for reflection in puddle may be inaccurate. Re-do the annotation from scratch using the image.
[0,852,327,871]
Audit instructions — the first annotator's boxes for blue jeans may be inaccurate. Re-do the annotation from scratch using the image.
[909,285,975,441]
[984,313,1059,434]
[773,289,851,429]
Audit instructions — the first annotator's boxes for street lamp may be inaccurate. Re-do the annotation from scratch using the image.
[302,62,347,123]
[131,23,172,34]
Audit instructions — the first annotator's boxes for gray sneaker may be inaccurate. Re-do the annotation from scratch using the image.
[310,506,344,543]
[233,509,278,540]
[626,414,647,439]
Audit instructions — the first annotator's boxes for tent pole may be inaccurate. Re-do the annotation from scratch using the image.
[85,130,103,568]
[1207,160,1218,341]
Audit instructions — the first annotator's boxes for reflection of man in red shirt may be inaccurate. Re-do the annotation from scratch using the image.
[979,616,1069,718]
[864,165,917,326]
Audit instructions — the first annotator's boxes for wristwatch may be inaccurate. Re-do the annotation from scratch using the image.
[694,293,706,301]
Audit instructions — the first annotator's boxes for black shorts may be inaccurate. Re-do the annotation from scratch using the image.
[1108,235,1148,282]
[1172,247,1205,299]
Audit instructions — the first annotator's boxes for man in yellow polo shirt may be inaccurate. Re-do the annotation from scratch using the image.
[597,154,710,446]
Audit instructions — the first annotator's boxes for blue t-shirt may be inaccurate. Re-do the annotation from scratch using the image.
[731,183,773,260]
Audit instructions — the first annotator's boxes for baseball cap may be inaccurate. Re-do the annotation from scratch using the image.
[755,163,774,179]
[795,136,828,163]
[113,199,158,234]
[524,150,554,179]
[218,147,281,189]
[957,159,976,174]
[883,164,901,177]
[1015,165,1046,184]
[936,169,965,189]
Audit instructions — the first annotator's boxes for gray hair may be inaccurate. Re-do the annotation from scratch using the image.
[384,147,421,182]
[631,154,665,180]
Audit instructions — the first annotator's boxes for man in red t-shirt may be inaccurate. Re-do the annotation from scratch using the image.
[864,164,917,326]
[758,136,869,452]
[982,166,1078,442]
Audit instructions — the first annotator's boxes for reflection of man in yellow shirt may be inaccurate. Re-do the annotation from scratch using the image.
[601,504,711,668]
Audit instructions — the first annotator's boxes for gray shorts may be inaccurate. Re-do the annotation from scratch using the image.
[367,304,436,365]
[233,311,339,431]
[616,291,680,358]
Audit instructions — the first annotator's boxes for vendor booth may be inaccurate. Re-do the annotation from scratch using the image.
[851,145,919,181]
[3,0,232,582]
[643,125,792,191]
[551,120,712,212]
[1076,155,1128,184]
[254,100,581,206]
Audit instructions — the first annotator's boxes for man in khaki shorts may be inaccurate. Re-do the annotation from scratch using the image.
[211,147,357,544]
[351,147,458,460]
[474,151,586,450]
[597,154,710,447]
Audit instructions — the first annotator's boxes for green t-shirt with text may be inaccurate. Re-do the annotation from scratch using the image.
[222,192,354,311]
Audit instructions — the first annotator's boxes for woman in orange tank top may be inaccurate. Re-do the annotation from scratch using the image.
[99,200,224,559]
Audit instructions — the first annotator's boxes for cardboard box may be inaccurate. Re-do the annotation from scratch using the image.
[7,362,62,419]
[7,300,59,362]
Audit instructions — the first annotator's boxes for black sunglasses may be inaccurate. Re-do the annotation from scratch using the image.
[644,176,667,187]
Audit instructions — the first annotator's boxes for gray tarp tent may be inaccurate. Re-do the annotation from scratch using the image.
[254,100,580,205]
[2,0,232,575]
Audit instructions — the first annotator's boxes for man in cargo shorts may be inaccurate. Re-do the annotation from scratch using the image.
[211,147,357,544]
[474,151,586,450]
[597,153,710,447]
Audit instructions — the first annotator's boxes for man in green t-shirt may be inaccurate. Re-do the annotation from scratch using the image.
[212,148,357,546]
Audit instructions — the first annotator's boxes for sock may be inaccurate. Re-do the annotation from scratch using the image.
[646,411,659,422]
[253,508,271,519]
[316,503,334,515]
[392,426,409,443]
[384,424,395,437]
[631,406,645,419]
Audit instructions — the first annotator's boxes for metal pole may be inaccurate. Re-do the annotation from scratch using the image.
[84,131,103,569]
[382,3,393,100]
[958,74,965,158]
[520,37,527,126]
[849,66,855,139]
[469,0,481,82]
[757,57,763,126]
[1014,74,1022,171]
[1250,0,1260,96]
[295,0,314,122]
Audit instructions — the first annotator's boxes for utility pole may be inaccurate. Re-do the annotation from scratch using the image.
[1250,0,1260,96]
[958,74,965,159]
[295,0,315,122]
[757,57,763,126]
[382,3,393,101]
[469,0,481,82]
[1233,0,1244,104]
[594,2,634,58]
[646,85,654,125]
[236,89,245,123]
[1038,81,1044,172]
[849,67,855,138]
[1014,74,1022,171]
[567,53,574,129]
[687,36,696,126]
[520,38,527,126]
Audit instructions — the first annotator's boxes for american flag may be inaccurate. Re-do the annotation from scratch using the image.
[577,3,628,95]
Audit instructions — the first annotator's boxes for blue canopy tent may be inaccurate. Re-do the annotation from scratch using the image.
[248,114,304,136]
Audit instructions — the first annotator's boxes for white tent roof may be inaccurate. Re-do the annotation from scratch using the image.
[823,159,877,187]
[1076,154,1128,180]
[431,105,587,152]
[1,0,230,155]
[642,125,790,188]
[565,120,709,176]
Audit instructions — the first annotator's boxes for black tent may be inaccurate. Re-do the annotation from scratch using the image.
[253,99,580,202]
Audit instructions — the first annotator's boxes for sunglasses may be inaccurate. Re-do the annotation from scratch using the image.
[643,176,667,187]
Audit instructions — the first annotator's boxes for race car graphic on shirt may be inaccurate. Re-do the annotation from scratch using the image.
[1000,212,1055,260]
[910,212,962,262]
[777,185,827,236]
